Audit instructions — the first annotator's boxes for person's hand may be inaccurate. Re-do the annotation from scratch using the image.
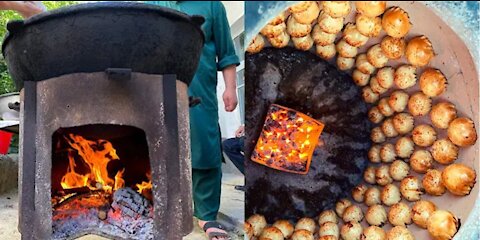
[222,86,237,112]
[0,1,46,19]
[235,125,244,138]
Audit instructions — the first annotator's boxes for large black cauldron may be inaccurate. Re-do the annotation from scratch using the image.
[2,2,205,89]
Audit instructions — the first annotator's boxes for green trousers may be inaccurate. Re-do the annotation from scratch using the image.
[192,167,222,221]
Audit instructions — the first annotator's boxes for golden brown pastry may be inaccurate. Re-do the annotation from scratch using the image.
[406,35,435,67]
[247,34,266,54]
[355,1,387,17]
[389,159,410,181]
[382,118,398,138]
[268,31,290,48]
[376,165,393,186]
[336,198,353,217]
[295,217,316,232]
[430,102,457,129]
[378,98,394,117]
[409,150,434,173]
[380,36,406,59]
[289,1,320,24]
[337,56,355,71]
[245,221,254,240]
[447,117,478,147]
[261,22,287,38]
[382,7,411,38]
[287,16,312,37]
[362,226,386,240]
[352,184,368,203]
[423,169,446,196]
[370,76,388,95]
[400,176,423,201]
[442,163,476,196]
[408,92,432,116]
[260,227,285,240]
[368,106,384,124]
[247,214,267,237]
[312,24,337,46]
[363,86,380,104]
[376,67,395,89]
[353,69,371,87]
[319,222,339,238]
[343,23,369,47]
[322,1,351,18]
[388,90,409,113]
[412,124,437,147]
[420,68,447,97]
[340,222,363,240]
[364,166,377,185]
[427,210,459,240]
[367,44,389,68]
[380,143,397,163]
[395,136,414,158]
[365,187,381,207]
[336,39,358,58]
[291,229,315,240]
[355,14,382,37]
[292,35,314,51]
[368,145,382,163]
[392,112,414,135]
[394,65,417,89]
[316,43,337,59]
[431,139,459,165]
[386,226,414,240]
[412,200,436,229]
[365,205,387,227]
[381,184,401,206]
[371,126,386,143]
[269,11,287,25]
[343,205,364,223]
[318,10,344,34]
[273,220,294,238]
[388,202,412,227]
[356,53,376,74]
[318,210,338,225]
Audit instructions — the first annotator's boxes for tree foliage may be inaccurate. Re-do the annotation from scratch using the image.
[0,1,78,95]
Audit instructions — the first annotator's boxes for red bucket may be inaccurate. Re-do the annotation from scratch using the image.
[0,130,13,154]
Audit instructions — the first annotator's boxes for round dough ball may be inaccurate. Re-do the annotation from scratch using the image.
[412,124,437,147]
[370,76,388,95]
[292,35,314,51]
[381,118,399,138]
[389,159,410,181]
[442,163,476,196]
[420,68,447,97]
[353,69,371,87]
[378,98,394,117]
[430,102,457,129]
[427,210,459,240]
[381,184,401,206]
[247,214,267,236]
[431,139,459,165]
[408,92,432,116]
[388,202,412,227]
[412,200,437,229]
[245,221,254,239]
[394,65,417,89]
[312,24,336,46]
[291,229,315,240]
[423,169,446,196]
[363,86,380,104]
[322,1,351,18]
[380,143,396,163]
[371,127,386,143]
[367,44,389,68]
[376,67,395,89]
[273,220,295,238]
[295,217,316,233]
[336,39,358,58]
[268,31,290,48]
[316,43,336,59]
[290,1,320,24]
[362,226,386,240]
[337,56,355,71]
[366,205,387,226]
[261,22,287,38]
[382,7,411,38]
[406,35,435,67]
[388,90,409,113]
[287,16,312,37]
[355,1,387,17]
[343,23,369,47]
[365,187,381,207]
[336,199,353,217]
[355,14,382,37]
[368,145,382,163]
[400,176,423,201]
[352,184,368,203]
[356,53,376,75]
[386,226,414,240]
[319,222,339,238]
[368,106,384,124]
[447,117,478,147]
[319,210,338,225]
[376,165,393,186]
[318,10,344,34]
[247,34,265,54]
[392,113,414,135]
[343,205,364,223]
[260,226,285,240]
[380,36,406,60]
[409,150,434,173]
[340,222,363,240]
[364,166,377,185]
[395,136,415,158]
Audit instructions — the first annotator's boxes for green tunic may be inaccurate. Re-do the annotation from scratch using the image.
[147,1,240,169]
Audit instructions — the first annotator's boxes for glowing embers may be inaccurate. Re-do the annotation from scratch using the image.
[251,104,324,174]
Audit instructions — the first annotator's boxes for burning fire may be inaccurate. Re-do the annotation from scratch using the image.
[251,104,324,174]
[136,172,152,195]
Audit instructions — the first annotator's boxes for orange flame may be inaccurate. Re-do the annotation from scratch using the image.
[136,172,152,194]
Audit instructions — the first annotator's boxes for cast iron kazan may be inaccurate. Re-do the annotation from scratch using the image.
[1,2,205,89]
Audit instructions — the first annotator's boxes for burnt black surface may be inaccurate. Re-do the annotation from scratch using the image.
[2,2,205,89]
[245,47,372,222]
